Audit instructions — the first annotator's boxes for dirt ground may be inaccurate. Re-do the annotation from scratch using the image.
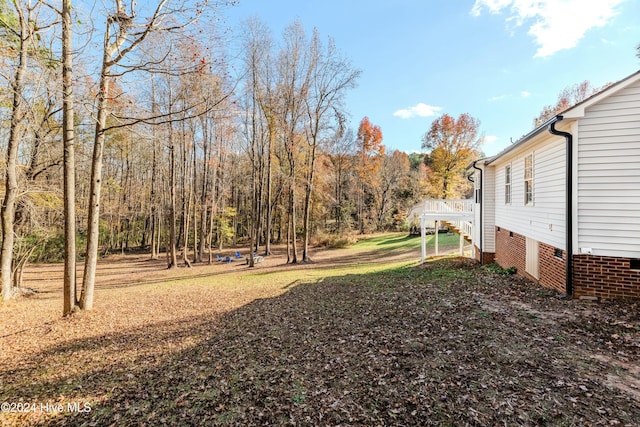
[1,239,640,426]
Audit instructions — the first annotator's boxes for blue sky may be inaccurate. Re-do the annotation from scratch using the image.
[225,0,640,156]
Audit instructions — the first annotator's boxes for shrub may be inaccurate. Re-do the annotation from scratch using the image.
[483,263,517,275]
[30,232,88,263]
[312,232,357,249]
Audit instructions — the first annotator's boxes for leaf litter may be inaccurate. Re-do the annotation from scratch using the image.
[1,248,639,426]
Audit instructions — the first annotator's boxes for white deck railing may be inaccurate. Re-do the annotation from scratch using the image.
[422,199,474,215]
[418,199,474,263]
[421,199,473,239]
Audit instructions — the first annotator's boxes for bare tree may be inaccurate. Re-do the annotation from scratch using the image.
[533,80,606,127]
[375,150,410,230]
[326,128,356,234]
[240,18,274,266]
[0,0,51,302]
[250,21,279,257]
[278,21,313,264]
[301,31,359,261]
[80,0,210,309]
[61,0,77,314]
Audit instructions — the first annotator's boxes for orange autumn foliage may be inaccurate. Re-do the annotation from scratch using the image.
[355,116,384,180]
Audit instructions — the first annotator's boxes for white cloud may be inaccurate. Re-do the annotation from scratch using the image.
[484,135,499,143]
[470,0,512,17]
[488,94,509,102]
[520,91,531,97]
[471,0,625,57]
[393,103,442,119]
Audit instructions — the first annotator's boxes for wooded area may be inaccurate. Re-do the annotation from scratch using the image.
[0,0,481,310]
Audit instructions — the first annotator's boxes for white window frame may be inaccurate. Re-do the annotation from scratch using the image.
[524,153,534,206]
[504,164,511,204]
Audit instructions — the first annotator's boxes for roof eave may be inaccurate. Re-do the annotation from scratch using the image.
[562,69,640,119]
[487,69,640,165]
[486,115,563,165]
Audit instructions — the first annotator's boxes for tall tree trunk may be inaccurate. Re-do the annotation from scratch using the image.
[248,167,257,267]
[149,79,159,259]
[80,66,111,310]
[0,4,29,302]
[286,207,292,264]
[248,140,258,268]
[302,138,318,262]
[288,166,298,263]
[359,182,365,234]
[192,126,199,264]
[254,155,263,254]
[182,174,193,268]
[180,121,192,267]
[150,134,159,259]
[168,130,178,268]
[62,0,78,314]
[207,200,215,263]
[264,123,274,255]
[81,2,136,310]
[198,116,210,263]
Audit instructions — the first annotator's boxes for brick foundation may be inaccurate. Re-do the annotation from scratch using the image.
[494,227,565,293]
[473,246,495,264]
[573,255,640,300]
[494,227,640,299]
[495,227,527,278]
[539,242,565,294]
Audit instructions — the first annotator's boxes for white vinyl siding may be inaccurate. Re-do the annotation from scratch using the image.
[576,80,640,258]
[492,134,565,249]
[483,167,496,253]
[474,165,496,253]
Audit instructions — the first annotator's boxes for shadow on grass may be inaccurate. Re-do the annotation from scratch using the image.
[2,260,640,426]
[358,233,457,250]
[374,234,420,247]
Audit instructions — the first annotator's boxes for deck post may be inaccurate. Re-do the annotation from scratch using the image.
[420,215,426,264]
[414,199,474,262]
[435,220,439,256]
[471,215,476,260]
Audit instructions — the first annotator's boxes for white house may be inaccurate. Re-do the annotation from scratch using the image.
[470,69,640,300]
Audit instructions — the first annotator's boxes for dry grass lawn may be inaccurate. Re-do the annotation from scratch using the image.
[1,234,640,426]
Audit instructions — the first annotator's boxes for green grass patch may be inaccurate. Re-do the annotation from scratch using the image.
[353,232,462,251]
[139,259,420,295]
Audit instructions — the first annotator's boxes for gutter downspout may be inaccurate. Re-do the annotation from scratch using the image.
[548,115,574,298]
[471,160,483,265]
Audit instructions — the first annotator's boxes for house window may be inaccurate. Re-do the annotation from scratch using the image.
[524,154,533,205]
[504,165,511,204]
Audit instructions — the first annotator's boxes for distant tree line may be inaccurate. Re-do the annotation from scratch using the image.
[0,1,443,310]
[7,1,623,311]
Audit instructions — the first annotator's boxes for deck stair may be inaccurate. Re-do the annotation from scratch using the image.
[441,220,472,243]
[421,199,473,238]
[409,199,474,263]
